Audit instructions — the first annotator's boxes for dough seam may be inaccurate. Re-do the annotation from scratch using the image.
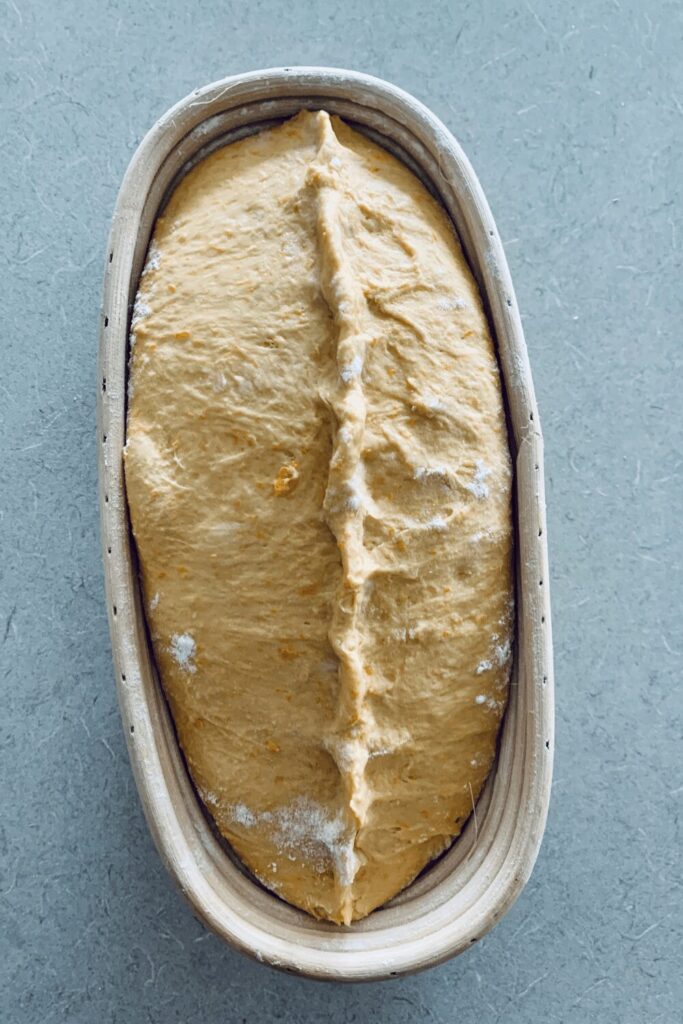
[311,114,374,923]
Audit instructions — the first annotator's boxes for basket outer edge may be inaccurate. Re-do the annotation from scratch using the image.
[97,66,554,981]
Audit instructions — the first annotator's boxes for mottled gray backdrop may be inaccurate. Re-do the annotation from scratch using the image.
[2,1,681,1021]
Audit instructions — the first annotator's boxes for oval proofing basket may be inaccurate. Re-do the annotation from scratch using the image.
[98,67,554,981]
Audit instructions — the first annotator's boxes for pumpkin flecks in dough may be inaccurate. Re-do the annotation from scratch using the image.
[124,110,514,924]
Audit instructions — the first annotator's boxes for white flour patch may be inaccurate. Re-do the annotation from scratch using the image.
[340,354,363,383]
[476,660,493,674]
[231,802,257,827]
[475,693,503,711]
[465,459,491,500]
[327,736,367,777]
[422,392,445,412]
[149,592,160,611]
[494,637,512,666]
[227,797,358,886]
[128,285,153,355]
[414,464,449,482]
[436,295,467,312]
[141,243,160,275]
[344,469,364,511]
[130,293,151,334]
[426,515,448,531]
[169,632,196,674]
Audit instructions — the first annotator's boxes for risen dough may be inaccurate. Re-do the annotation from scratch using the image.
[124,110,513,924]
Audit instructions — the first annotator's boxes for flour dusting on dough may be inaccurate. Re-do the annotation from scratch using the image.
[436,295,467,312]
[130,294,151,334]
[494,637,512,666]
[414,464,449,482]
[465,459,491,500]
[231,802,257,827]
[344,469,365,511]
[340,354,363,382]
[141,243,160,275]
[169,632,196,673]
[421,392,445,412]
[227,797,358,885]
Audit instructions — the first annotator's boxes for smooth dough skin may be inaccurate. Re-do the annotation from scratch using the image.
[124,110,514,924]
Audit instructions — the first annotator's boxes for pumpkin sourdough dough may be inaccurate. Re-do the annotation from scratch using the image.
[124,110,513,924]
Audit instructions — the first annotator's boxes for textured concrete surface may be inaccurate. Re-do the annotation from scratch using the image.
[2,1,681,1021]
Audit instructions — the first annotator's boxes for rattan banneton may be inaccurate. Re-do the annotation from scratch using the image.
[98,67,554,981]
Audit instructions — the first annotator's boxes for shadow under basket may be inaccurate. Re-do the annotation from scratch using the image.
[98,67,554,981]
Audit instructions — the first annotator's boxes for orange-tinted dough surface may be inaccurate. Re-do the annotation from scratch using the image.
[124,110,513,923]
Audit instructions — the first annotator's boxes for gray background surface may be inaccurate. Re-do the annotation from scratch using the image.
[2,1,682,1021]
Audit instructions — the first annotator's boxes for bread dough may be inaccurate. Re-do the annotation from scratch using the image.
[124,110,513,924]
